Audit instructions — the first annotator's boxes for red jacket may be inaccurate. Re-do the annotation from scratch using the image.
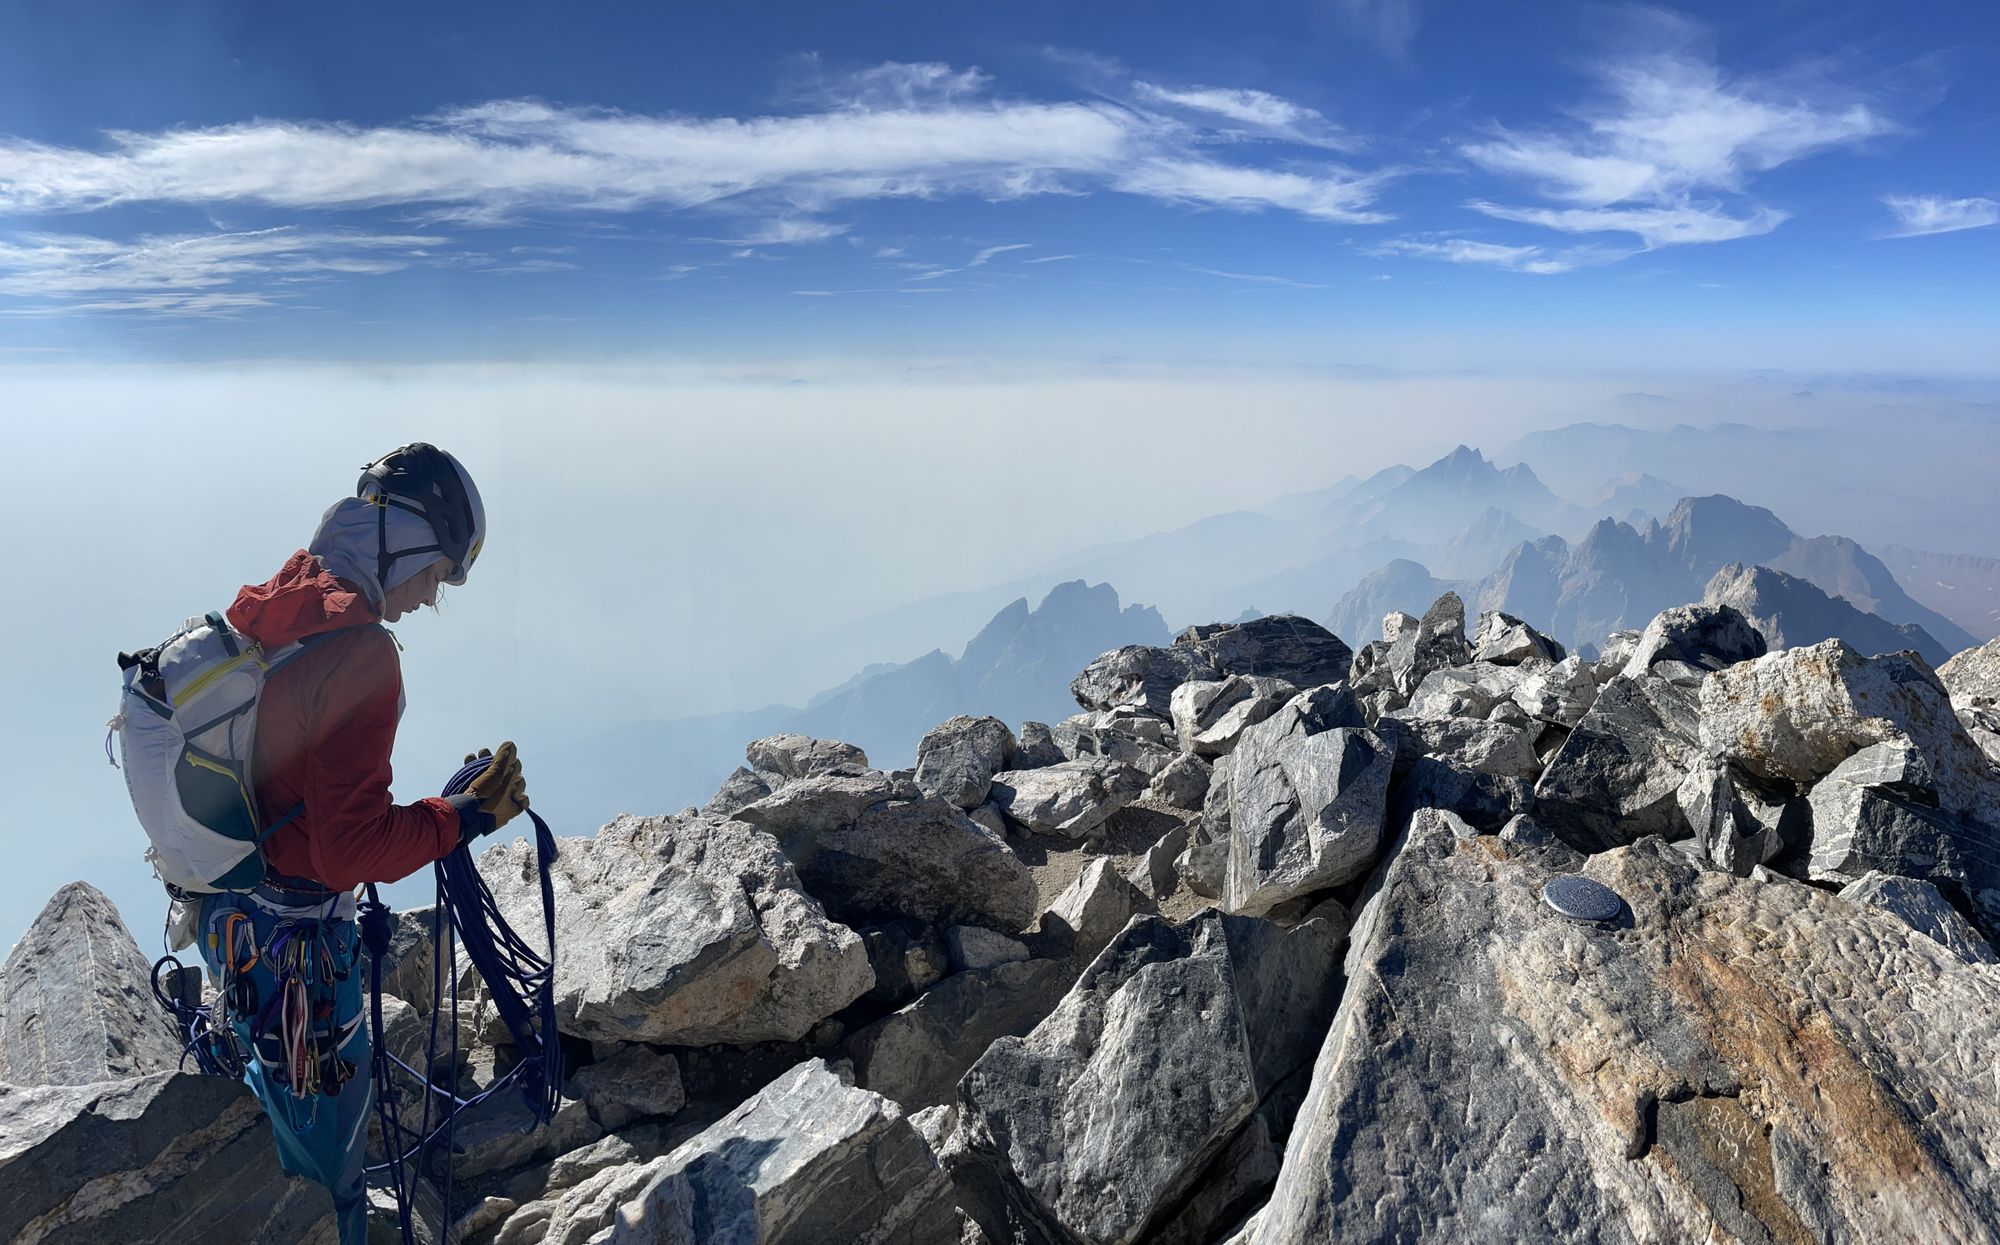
[226,551,460,890]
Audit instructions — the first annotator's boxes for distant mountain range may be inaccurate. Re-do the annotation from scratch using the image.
[1331,489,1972,662]
[547,426,1993,828]
[539,581,1169,822]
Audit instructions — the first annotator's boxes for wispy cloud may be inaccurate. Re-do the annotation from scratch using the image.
[793,286,953,296]
[0,226,440,311]
[1023,254,1077,264]
[0,65,1397,231]
[1881,194,1999,238]
[1460,14,1888,255]
[1131,83,1356,149]
[1181,264,1327,288]
[1369,235,1627,275]
[969,242,1031,266]
[1467,199,1786,248]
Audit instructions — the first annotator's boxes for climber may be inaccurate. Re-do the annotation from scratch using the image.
[191,443,529,1245]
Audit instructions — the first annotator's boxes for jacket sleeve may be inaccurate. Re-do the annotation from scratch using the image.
[298,628,462,889]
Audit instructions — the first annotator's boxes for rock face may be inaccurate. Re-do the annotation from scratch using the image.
[913,715,1018,809]
[598,1060,956,1245]
[1700,640,1996,824]
[1252,812,2000,1244]
[1533,674,1701,852]
[1620,601,1768,678]
[1470,610,1565,666]
[737,772,1037,932]
[1220,717,1393,917]
[482,814,872,1045]
[0,1073,333,1243]
[1171,676,1295,758]
[1940,635,2000,764]
[0,882,180,1089]
[1070,616,1351,720]
[1839,871,1998,966]
[850,959,1081,1111]
[952,910,1344,1245]
[989,758,1148,838]
[1804,740,2000,934]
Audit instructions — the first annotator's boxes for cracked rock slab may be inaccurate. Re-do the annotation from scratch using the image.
[1251,812,2000,1245]
[950,910,1344,1245]
[480,814,872,1045]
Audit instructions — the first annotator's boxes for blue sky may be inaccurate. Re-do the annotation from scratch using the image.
[2,0,1996,371]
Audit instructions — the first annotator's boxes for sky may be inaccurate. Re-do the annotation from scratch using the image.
[3,1,1998,949]
[0,0,1996,371]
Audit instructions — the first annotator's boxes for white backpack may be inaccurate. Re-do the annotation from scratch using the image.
[111,611,339,893]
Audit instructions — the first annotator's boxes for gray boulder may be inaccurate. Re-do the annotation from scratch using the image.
[1940,637,2000,765]
[1621,601,1769,679]
[1147,753,1212,810]
[570,1045,686,1132]
[1470,610,1565,666]
[606,1059,958,1245]
[1510,655,1598,727]
[952,910,1344,1245]
[850,959,1081,1111]
[1015,722,1067,769]
[1806,740,2000,934]
[947,926,1031,972]
[738,773,1037,932]
[1388,592,1473,696]
[1403,717,1542,781]
[914,716,1018,809]
[745,733,869,780]
[1171,676,1296,757]
[1675,755,1799,876]
[1221,710,1393,916]
[1051,712,1178,776]
[1069,617,1352,722]
[1403,663,1524,720]
[0,1073,333,1243]
[1533,674,1702,852]
[0,882,180,1088]
[705,767,774,818]
[480,814,871,1045]
[1251,811,2000,1244]
[858,921,951,1009]
[1838,871,1998,965]
[1176,615,1354,691]
[1069,645,1211,718]
[989,759,1149,839]
[1699,640,1996,823]
[1040,858,1143,959]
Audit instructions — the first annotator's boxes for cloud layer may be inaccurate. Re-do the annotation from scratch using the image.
[1881,194,1999,238]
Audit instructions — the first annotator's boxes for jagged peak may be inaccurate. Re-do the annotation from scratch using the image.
[1035,579,1122,616]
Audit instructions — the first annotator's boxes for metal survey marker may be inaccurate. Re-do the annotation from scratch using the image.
[1541,875,1624,924]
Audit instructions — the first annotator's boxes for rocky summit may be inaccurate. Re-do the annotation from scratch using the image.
[9,608,2000,1243]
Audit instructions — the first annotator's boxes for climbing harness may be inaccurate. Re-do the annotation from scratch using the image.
[147,753,560,1245]
[360,753,562,1245]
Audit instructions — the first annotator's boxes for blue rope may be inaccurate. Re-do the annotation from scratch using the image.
[359,755,562,1245]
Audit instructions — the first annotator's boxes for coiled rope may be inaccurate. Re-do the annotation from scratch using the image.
[359,754,561,1245]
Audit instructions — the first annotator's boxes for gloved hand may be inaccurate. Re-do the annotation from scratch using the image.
[467,741,529,822]
[455,742,529,842]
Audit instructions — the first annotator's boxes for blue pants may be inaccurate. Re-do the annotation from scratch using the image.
[198,895,373,1245]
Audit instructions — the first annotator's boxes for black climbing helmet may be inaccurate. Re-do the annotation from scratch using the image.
[357,443,487,587]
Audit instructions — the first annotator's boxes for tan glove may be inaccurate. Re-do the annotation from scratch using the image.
[464,741,529,829]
